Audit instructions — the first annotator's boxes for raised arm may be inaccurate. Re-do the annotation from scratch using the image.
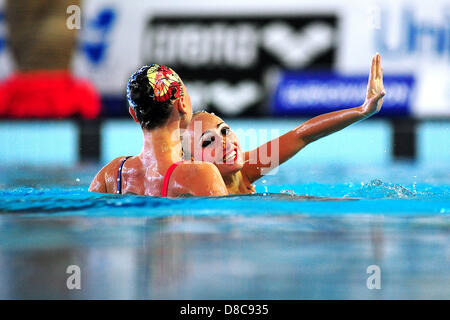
[243,53,386,183]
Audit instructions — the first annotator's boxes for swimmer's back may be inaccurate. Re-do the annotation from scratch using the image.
[89,158,228,197]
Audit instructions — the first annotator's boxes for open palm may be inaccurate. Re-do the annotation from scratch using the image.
[362,53,385,116]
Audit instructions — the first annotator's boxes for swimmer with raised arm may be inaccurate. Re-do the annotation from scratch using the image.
[89,64,228,197]
[182,54,385,194]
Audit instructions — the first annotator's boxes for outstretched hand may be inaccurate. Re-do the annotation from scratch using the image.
[362,53,385,117]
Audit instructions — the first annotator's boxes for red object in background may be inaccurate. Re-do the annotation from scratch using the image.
[0,70,100,119]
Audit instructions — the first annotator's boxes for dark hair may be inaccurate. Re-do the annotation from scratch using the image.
[126,64,183,130]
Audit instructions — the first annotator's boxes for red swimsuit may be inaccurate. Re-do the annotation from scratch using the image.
[160,161,184,197]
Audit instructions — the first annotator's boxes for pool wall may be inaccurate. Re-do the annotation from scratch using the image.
[0,119,448,167]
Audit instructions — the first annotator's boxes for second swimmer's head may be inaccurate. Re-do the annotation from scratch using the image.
[182,111,245,176]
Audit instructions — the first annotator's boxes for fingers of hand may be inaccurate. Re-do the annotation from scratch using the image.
[370,56,376,80]
[376,53,382,79]
[368,53,384,100]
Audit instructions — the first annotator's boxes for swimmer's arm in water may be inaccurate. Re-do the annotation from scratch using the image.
[242,53,385,183]
[168,162,229,197]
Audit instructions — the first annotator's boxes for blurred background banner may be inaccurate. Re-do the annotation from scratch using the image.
[272,73,414,116]
[0,0,448,119]
[142,14,336,117]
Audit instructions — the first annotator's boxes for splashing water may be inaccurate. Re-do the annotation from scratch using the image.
[262,179,268,196]
[280,189,296,196]
[346,179,417,199]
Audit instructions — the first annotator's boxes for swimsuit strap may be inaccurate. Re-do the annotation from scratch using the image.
[161,161,184,197]
[116,156,132,194]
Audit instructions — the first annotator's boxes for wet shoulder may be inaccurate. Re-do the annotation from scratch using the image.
[102,156,133,192]
[105,156,131,175]
[169,161,227,196]
[174,161,221,179]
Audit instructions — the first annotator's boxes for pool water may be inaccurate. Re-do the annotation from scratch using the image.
[0,162,449,299]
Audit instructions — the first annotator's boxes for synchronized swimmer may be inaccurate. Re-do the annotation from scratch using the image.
[89,54,385,197]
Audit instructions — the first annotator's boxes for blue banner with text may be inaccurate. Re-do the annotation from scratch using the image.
[272,73,414,117]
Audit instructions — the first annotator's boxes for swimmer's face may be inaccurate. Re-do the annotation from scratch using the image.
[183,112,244,175]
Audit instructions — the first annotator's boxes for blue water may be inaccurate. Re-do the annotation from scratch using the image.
[0,162,449,299]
